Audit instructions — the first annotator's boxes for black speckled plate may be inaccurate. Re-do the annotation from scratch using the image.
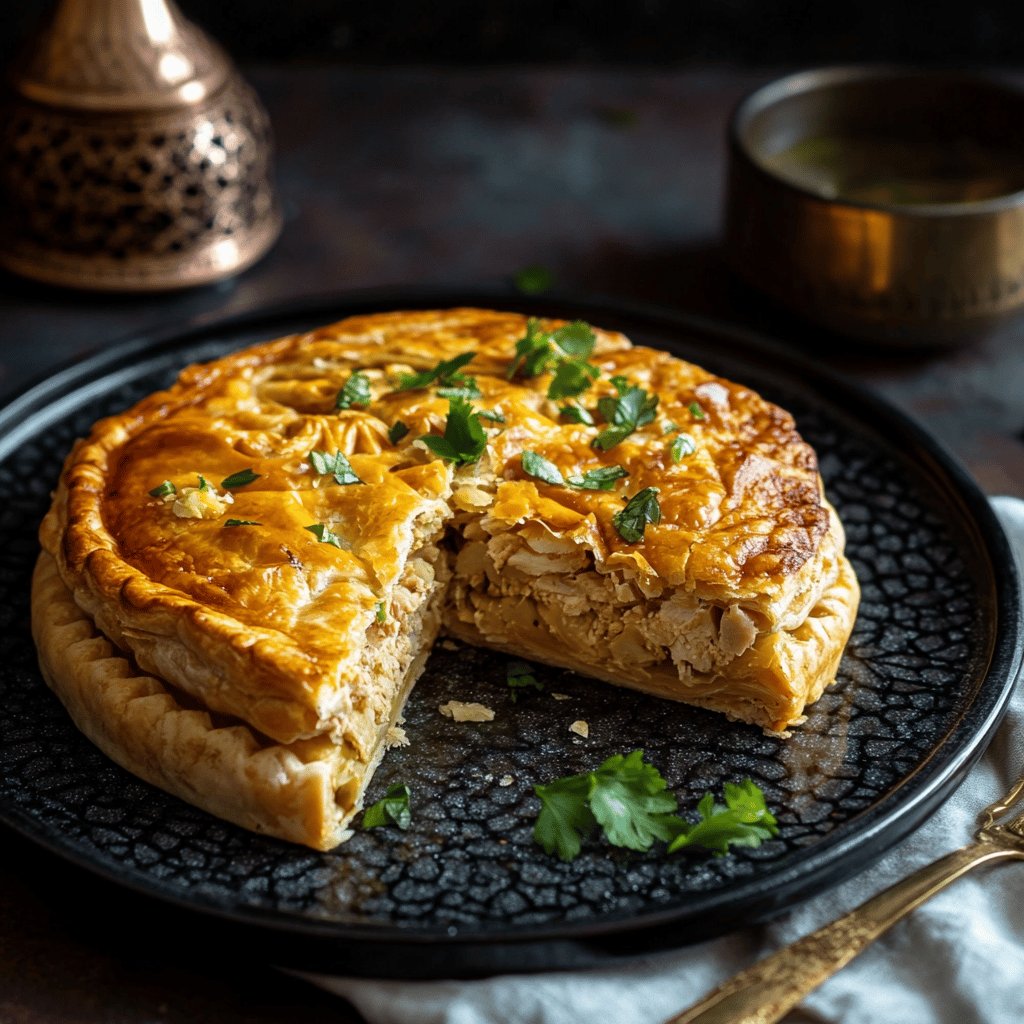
[0,290,1020,978]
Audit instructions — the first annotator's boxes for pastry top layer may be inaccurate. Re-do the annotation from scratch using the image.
[42,307,835,744]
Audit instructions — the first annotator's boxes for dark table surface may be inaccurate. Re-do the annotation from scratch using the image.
[1,65,1022,1024]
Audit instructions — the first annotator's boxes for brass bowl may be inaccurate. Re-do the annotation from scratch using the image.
[725,67,1024,347]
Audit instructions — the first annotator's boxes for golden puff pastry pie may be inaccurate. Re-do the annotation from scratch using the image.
[34,307,859,849]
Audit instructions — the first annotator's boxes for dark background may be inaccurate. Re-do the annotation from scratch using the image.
[1,0,1022,67]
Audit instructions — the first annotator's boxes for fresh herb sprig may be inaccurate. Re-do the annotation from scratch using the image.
[148,480,176,498]
[336,371,372,410]
[507,319,600,401]
[533,751,779,862]
[612,486,661,543]
[521,451,628,492]
[592,376,659,451]
[397,352,477,394]
[419,397,487,466]
[506,660,544,702]
[309,449,363,486]
[221,468,261,489]
[668,780,778,855]
[305,522,343,548]
[362,783,412,830]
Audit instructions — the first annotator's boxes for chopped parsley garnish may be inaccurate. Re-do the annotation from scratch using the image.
[513,265,554,295]
[547,359,600,401]
[308,449,362,486]
[418,397,487,466]
[478,408,506,424]
[662,421,680,434]
[669,433,697,462]
[375,600,387,623]
[521,450,565,487]
[593,378,659,451]
[533,750,681,862]
[533,752,779,862]
[197,474,210,492]
[566,465,629,491]
[560,403,595,426]
[148,480,176,498]
[688,401,706,421]
[397,352,476,393]
[667,779,779,856]
[522,451,627,492]
[612,486,661,543]
[507,319,600,400]
[224,519,261,528]
[437,381,483,400]
[388,421,410,444]
[362,783,411,830]
[506,659,544,702]
[335,371,372,410]
[305,522,343,548]
[221,468,261,489]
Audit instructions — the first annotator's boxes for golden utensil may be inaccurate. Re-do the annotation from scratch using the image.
[666,770,1024,1024]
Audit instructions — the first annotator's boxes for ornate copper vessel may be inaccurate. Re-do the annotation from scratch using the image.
[0,0,282,291]
[726,67,1024,347]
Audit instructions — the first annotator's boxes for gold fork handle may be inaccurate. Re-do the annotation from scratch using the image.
[666,842,1022,1024]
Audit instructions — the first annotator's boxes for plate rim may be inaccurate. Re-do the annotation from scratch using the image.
[2,286,1021,969]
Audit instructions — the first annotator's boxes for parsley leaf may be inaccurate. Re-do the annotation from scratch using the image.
[375,600,387,623]
[670,433,697,462]
[397,352,476,392]
[362,783,411,830]
[593,379,659,451]
[221,468,261,489]
[506,659,544,702]
[419,397,487,466]
[224,519,261,528]
[507,318,555,379]
[436,380,483,400]
[522,450,565,487]
[612,487,661,543]
[335,371,372,410]
[148,480,176,498]
[549,322,597,361]
[586,751,683,852]
[197,474,209,492]
[478,408,506,424]
[506,319,600,401]
[548,359,600,400]
[305,522,343,548]
[560,403,595,426]
[688,401,706,421]
[566,465,628,491]
[388,420,410,444]
[667,779,779,856]
[308,449,363,486]
[662,420,680,434]
[533,772,596,861]
[533,756,779,862]
[533,750,681,861]
[513,265,554,295]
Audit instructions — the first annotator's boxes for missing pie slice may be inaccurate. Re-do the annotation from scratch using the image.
[33,308,859,849]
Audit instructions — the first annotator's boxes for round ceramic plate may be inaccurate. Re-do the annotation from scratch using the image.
[0,290,1020,978]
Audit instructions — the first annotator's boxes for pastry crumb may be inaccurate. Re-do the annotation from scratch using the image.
[439,639,460,651]
[551,692,571,701]
[439,700,495,723]
[569,720,589,738]
[498,775,514,787]
[385,725,409,748]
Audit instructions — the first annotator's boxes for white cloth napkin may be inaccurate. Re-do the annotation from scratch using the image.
[304,497,1024,1024]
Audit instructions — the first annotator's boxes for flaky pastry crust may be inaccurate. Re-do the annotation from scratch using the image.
[35,307,859,848]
